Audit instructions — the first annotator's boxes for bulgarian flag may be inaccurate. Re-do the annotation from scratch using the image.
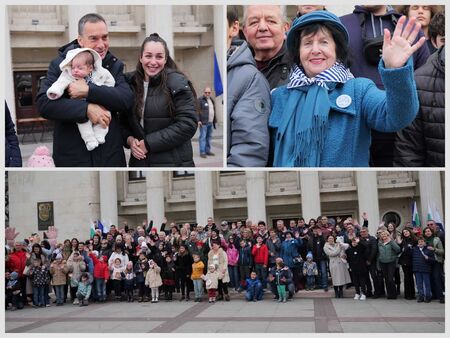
[90,220,96,238]
[412,201,421,228]
[428,203,445,231]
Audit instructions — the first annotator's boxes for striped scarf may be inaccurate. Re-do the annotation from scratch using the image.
[274,63,353,167]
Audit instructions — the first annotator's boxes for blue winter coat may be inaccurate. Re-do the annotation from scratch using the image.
[5,102,22,167]
[280,238,302,268]
[412,246,435,273]
[269,59,419,167]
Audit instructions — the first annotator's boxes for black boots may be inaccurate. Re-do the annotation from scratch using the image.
[334,286,344,298]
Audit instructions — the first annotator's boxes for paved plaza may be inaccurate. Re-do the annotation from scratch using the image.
[5,289,445,333]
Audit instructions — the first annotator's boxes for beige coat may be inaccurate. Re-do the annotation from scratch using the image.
[145,264,162,288]
[50,262,69,286]
[207,248,230,283]
[323,242,351,286]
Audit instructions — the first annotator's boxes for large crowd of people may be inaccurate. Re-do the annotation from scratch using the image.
[5,214,445,311]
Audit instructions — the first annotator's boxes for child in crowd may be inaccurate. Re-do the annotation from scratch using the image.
[145,259,162,303]
[6,272,23,311]
[245,271,263,302]
[134,253,149,302]
[238,240,252,292]
[46,48,115,151]
[412,237,435,303]
[191,254,205,302]
[203,264,221,303]
[302,253,318,291]
[161,255,176,301]
[67,251,86,305]
[124,262,136,302]
[29,258,50,307]
[226,237,239,291]
[50,253,69,306]
[275,260,289,303]
[89,251,109,302]
[75,272,92,306]
[346,237,368,300]
[110,257,125,301]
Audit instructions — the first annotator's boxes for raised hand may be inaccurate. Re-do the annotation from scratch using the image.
[46,226,58,248]
[382,16,426,69]
[5,227,20,247]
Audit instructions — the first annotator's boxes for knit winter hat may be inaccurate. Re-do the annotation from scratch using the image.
[10,271,18,280]
[27,146,55,167]
[287,10,349,55]
[306,252,313,260]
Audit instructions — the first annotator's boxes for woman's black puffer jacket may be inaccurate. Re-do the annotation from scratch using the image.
[394,46,445,167]
[125,68,198,167]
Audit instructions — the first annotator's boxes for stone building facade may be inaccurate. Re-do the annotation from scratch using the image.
[7,171,444,241]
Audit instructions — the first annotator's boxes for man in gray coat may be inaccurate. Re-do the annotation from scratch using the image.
[227,6,271,167]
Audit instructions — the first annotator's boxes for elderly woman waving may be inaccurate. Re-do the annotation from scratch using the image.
[269,11,425,167]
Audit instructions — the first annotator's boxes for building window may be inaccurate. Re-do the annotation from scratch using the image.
[173,171,194,178]
[129,171,146,181]
[382,211,402,227]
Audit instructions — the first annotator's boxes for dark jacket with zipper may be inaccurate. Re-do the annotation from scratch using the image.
[36,40,132,167]
[394,46,445,167]
[124,69,197,167]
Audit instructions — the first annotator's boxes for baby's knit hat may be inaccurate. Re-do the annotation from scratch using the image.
[27,146,55,167]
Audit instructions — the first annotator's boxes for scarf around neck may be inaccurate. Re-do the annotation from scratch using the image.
[273,63,353,167]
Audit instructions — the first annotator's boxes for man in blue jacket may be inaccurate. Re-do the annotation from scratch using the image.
[36,13,133,167]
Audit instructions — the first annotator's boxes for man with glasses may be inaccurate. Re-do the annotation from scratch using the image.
[198,87,216,158]
[427,220,445,248]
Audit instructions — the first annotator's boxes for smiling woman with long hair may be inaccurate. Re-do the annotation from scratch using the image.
[124,33,198,167]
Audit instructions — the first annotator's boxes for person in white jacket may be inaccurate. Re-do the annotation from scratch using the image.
[47,48,115,151]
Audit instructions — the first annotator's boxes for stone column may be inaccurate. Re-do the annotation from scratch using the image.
[356,172,380,234]
[5,9,16,120]
[146,172,166,228]
[68,5,97,40]
[99,171,118,226]
[246,171,267,223]
[145,6,174,57]
[300,172,321,222]
[195,171,214,225]
[418,172,444,226]
[213,5,224,123]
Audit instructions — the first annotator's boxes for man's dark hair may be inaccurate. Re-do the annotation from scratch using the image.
[227,5,239,27]
[289,22,352,69]
[429,11,445,44]
[78,13,106,35]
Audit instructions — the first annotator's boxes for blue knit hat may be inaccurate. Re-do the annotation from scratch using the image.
[287,10,349,54]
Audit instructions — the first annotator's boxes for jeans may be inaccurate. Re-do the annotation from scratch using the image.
[414,272,431,299]
[316,260,328,289]
[228,265,239,289]
[199,122,213,154]
[245,284,263,301]
[254,264,267,288]
[193,279,203,298]
[54,285,65,304]
[306,275,315,289]
[33,286,45,306]
[95,279,106,301]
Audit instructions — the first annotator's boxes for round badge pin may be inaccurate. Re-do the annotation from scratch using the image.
[336,94,352,108]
